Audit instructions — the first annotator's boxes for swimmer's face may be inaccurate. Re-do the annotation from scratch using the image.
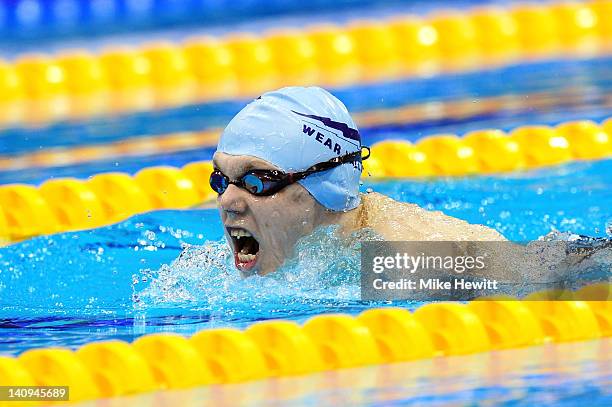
[212,152,327,276]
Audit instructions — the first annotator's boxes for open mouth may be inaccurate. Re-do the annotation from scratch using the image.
[227,227,260,272]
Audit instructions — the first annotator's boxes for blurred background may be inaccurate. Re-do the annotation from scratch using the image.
[0,0,610,238]
[1,4,611,399]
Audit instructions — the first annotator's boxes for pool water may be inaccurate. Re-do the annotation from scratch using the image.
[93,339,612,406]
[2,56,611,184]
[0,55,611,405]
[1,156,610,355]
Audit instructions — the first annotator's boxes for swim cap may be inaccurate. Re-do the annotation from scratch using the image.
[217,86,363,211]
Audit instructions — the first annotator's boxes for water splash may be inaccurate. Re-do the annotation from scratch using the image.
[531,230,612,286]
[133,219,612,313]
[132,225,384,317]
[133,239,235,308]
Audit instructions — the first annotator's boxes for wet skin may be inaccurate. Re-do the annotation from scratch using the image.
[212,152,507,276]
[210,153,605,290]
[212,152,347,276]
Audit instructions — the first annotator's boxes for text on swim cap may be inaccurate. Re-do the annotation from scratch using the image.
[292,110,361,143]
[302,124,363,171]
[303,125,343,155]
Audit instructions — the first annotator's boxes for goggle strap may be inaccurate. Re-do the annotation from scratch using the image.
[361,146,371,160]
[300,149,364,174]
[210,146,369,195]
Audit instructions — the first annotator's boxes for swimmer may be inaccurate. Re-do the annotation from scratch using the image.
[211,86,507,276]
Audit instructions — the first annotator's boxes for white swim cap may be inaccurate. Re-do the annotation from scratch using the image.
[217,86,363,211]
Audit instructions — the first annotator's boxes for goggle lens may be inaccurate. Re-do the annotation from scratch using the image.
[210,148,366,197]
[209,172,229,194]
[242,174,265,194]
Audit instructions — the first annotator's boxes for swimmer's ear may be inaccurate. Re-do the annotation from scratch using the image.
[361,146,371,160]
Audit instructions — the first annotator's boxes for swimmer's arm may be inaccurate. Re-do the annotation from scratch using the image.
[421,210,507,242]
[361,193,610,287]
[361,192,522,281]
[361,192,506,241]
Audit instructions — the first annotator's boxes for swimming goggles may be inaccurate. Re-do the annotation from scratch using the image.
[210,147,370,196]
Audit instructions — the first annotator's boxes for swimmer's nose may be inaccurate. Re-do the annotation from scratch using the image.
[218,184,248,215]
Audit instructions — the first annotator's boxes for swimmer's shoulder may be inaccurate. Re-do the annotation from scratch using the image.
[361,191,444,221]
[361,191,421,212]
[359,192,432,239]
[360,192,506,241]
[360,192,422,222]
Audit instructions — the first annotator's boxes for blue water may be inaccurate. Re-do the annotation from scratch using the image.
[0,0,533,53]
[2,161,611,406]
[1,56,611,185]
[104,338,612,406]
[0,42,610,407]
[1,157,610,357]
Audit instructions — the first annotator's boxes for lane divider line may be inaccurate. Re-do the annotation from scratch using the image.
[0,117,610,243]
[0,1,610,128]
[0,295,610,402]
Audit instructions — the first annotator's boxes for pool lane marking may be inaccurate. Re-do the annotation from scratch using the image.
[1,92,611,173]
